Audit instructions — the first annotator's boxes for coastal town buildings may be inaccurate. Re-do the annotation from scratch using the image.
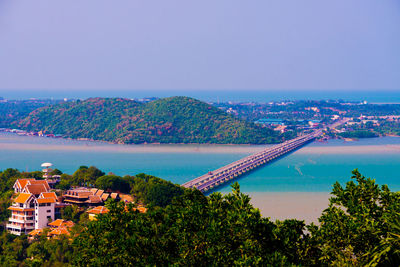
[6,164,134,236]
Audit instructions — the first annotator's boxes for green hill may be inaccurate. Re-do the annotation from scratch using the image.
[18,96,281,144]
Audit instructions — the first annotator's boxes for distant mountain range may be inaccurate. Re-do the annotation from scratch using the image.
[12,96,282,144]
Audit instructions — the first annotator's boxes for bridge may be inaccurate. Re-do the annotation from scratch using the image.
[182,129,324,193]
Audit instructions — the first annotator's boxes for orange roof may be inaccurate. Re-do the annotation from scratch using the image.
[87,195,102,203]
[16,179,35,189]
[48,219,75,228]
[14,193,33,203]
[36,197,56,204]
[8,206,34,212]
[28,229,43,236]
[24,184,47,195]
[29,180,50,191]
[87,206,109,214]
[48,227,70,236]
[41,192,57,201]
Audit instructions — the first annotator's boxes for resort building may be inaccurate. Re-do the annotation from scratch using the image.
[63,188,120,206]
[63,188,102,206]
[6,193,36,235]
[7,179,60,236]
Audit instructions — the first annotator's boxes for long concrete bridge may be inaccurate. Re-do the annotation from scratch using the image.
[182,129,324,193]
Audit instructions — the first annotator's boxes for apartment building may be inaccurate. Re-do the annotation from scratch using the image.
[7,179,56,236]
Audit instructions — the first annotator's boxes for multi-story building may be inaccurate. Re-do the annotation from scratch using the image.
[7,179,57,236]
[35,192,57,229]
[6,193,36,235]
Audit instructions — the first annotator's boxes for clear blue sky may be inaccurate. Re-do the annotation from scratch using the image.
[0,0,399,92]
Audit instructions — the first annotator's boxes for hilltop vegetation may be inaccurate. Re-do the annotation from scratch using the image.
[0,99,59,128]
[18,97,281,144]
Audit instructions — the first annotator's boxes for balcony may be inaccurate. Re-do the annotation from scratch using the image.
[8,217,34,224]
[6,223,34,230]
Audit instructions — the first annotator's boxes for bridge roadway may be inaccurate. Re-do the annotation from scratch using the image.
[182,129,323,193]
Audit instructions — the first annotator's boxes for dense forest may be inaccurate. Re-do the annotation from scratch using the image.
[0,100,60,128]
[0,167,400,266]
[17,97,282,144]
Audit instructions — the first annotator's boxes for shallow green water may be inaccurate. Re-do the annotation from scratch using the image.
[1,132,399,192]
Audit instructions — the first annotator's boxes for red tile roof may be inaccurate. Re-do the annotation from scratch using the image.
[16,179,35,190]
[28,229,43,236]
[48,227,70,236]
[48,219,75,228]
[87,206,109,214]
[40,192,57,202]
[29,180,50,191]
[24,184,48,195]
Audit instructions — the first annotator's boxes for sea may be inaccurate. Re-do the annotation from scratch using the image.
[1,132,400,193]
[2,89,400,104]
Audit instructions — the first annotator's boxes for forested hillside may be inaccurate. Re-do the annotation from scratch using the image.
[18,97,281,144]
[0,100,58,128]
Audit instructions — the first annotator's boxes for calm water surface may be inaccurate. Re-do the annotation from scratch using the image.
[1,132,399,193]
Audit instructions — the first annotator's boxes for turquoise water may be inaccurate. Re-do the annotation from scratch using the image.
[1,132,399,193]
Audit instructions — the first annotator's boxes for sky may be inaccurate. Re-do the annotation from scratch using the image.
[0,0,399,95]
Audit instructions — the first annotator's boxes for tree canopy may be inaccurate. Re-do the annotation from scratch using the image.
[18,97,282,144]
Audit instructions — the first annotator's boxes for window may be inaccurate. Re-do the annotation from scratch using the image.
[47,210,51,213]
[47,216,51,219]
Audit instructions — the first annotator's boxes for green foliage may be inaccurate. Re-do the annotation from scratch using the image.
[50,168,63,176]
[368,214,400,266]
[338,130,379,139]
[18,97,282,144]
[61,205,82,222]
[130,173,184,207]
[0,168,399,266]
[72,183,296,266]
[95,175,131,193]
[0,99,57,128]
[71,165,105,186]
[26,233,73,267]
[0,231,29,266]
[311,169,400,266]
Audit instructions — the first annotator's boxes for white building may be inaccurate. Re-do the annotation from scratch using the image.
[34,195,56,229]
[7,179,57,236]
[6,193,36,235]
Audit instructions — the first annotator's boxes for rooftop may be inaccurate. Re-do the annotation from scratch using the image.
[14,193,33,204]
[87,206,109,214]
